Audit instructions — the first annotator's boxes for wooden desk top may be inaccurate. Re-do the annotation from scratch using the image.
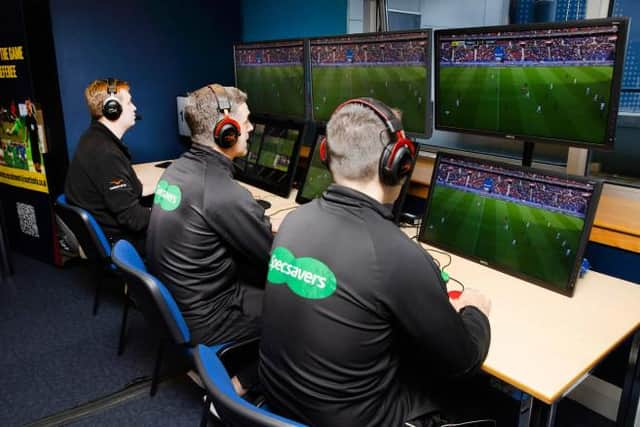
[135,160,640,404]
[589,183,640,253]
[417,239,640,404]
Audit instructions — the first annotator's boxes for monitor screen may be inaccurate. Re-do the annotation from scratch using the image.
[435,18,629,149]
[296,129,332,204]
[234,120,303,197]
[419,153,602,296]
[310,30,432,137]
[234,40,306,120]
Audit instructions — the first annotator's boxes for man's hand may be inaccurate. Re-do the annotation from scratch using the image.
[450,288,491,318]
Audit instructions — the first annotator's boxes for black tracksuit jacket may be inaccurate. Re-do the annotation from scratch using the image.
[259,184,491,427]
[146,144,273,345]
[64,121,149,239]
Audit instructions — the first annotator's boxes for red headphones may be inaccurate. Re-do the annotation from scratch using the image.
[319,97,416,186]
[208,85,241,149]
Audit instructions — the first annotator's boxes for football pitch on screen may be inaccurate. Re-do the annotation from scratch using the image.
[257,135,295,172]
[422,186,584,290]
[237,65,305,117]
[313,65,427,134]
[437,65,613,144]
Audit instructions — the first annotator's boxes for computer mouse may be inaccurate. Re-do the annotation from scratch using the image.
[256,199,272,210]
[448,290,462,300]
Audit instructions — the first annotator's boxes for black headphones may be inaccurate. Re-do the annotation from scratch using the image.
[319,97,416,186]
[208,85,241,149]
[102,78,122,121]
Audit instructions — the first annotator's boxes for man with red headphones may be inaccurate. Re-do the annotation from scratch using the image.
[65,78,149,254]
[146,83,272,394]
[259,98,493,426]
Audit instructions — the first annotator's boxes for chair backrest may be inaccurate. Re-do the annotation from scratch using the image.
[54,194,111,262]
[193,343,307,427]
[111,239,190,346]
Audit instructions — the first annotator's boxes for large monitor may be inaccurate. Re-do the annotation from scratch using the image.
[435,18,629,149]
[310,30,432,137]
[419,153,602,296]
[233,119,304,197]
[234,40,306,120]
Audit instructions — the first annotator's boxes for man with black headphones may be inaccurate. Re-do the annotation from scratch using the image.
[65,78,149,253]
[259,98,493,426]
[146,84,272,394]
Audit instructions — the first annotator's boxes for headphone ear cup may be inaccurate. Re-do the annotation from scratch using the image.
[319,137,329,166]
[214,115,241,148]
[379,141,415,186]
[102,97,122,121]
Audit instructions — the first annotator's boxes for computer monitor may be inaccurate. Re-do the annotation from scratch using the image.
[296,125,330,204]
[234,40,306,120]
[233,119,303,197]
[435,18,629,149]
[419,153,602,296]
[310,29,432,137]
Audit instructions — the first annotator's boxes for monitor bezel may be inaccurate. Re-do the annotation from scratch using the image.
[295,123,327,205]
[233,116,305,198]
[433,17,629,151]
[233,38,308,122]
[308,28,434,139]
[418,151,603,297]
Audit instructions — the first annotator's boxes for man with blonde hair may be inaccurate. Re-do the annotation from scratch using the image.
[260,98,493,426]
[146,84,272,393]
[65,78,149,253]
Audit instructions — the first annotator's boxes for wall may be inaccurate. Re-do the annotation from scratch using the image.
[242,0,348,42]
[49,0,242,163]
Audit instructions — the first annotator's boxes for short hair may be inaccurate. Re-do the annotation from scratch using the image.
[183,84,247,144]
[84,79,130,119]
[325,102,390,182]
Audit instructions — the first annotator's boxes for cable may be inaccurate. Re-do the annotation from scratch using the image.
[448,276,465,293]
[268,205,298,217]
[425,248,452,271]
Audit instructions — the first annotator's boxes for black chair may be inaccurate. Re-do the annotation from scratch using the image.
[193,341,307,427]
[111,239,196,396]
[53,194,115,315]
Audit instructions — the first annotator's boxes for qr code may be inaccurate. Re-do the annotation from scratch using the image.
[16,202,39,238]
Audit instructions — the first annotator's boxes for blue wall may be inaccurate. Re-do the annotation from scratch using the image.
[49,0,242,163]
[242,0,347,42]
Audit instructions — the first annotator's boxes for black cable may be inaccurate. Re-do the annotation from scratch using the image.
[448,276,465,292]
[425,248,452,270]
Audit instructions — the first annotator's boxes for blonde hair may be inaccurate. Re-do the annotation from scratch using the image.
[84,78,130,119]
[184,84,247,145]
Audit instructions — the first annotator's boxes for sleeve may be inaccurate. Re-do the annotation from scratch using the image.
[385,241,491,379]
[209,186,273,266]
[97,149,150,232]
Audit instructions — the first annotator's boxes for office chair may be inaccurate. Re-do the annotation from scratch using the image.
[193,341,307,427]
[111,239,194,396]
[54,194,114,315]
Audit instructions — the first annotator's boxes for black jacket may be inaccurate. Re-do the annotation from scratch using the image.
[259,185,491,427]
[146,144,273,345]
[64,121,149,238]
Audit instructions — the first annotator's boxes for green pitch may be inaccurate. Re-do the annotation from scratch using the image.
[438,65,613,144]
[237,65,305,118]
[312,65,428,134]
[421,186,585,291]
[300,143,333,200]
[257,133,296,172]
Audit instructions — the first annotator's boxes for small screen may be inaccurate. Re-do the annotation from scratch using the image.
[234,122,302,197]
[297,133,333,204]
[311,30,432,136]
[435,20,628,147]
[235,40,305,119]
[419,153,601,295]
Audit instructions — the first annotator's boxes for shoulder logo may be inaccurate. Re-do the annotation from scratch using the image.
[108,178,128,191]
[267,247,337,299]
[154,179,182,211]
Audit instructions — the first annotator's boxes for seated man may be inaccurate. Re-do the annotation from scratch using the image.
[65,78,149,253]
[146,84,273,392]
[259,98,492,426]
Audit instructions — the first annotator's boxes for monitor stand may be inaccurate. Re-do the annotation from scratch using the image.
[522,141,535,167]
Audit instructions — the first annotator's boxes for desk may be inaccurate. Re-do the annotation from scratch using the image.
[590,183,640,254]
[412,235,640,426]
[134,160,640,426]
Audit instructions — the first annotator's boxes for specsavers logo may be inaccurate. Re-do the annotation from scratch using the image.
[154,179,181,211]
[268,247,337,299]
